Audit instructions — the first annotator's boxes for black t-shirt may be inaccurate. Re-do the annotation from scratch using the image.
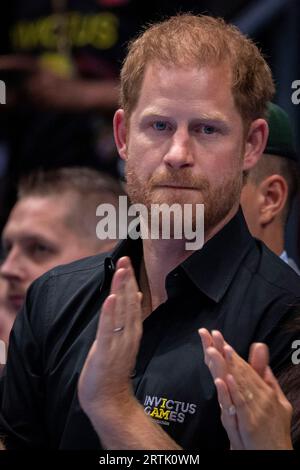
[0,209,300,449]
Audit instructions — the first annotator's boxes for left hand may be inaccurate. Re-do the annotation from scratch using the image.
[78,256,143,421]
[199,329,293,450]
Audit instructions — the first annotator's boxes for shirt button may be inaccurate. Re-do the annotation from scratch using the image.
[108,259,115,272]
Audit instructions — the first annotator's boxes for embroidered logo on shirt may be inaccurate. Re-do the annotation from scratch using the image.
[143,395,197,425]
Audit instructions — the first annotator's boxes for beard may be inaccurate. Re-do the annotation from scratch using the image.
[126,159,243,236]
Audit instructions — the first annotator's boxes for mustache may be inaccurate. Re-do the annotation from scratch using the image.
[148,170,210,190]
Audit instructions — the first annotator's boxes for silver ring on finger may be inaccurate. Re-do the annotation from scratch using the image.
[113,326,124,333]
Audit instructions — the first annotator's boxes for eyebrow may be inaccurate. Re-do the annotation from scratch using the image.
[140,110,229,123]
[2,234,56,247]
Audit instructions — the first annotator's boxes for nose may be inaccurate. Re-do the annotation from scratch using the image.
[0,247,24,281]
[163,128,194,169]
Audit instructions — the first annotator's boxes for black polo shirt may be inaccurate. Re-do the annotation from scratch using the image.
[0,209,300,449]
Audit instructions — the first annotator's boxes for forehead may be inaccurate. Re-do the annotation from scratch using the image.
[3,195,74,239]
[133,61,238,118]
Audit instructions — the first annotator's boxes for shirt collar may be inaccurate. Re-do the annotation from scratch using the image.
[280,250,288,263]
[180,208,255,302]
[105,208,254,302]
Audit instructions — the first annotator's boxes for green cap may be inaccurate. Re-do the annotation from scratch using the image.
[265,102,297,162]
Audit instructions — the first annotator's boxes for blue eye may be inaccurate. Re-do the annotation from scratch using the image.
[202,125,216,134]
[153,121,167,131]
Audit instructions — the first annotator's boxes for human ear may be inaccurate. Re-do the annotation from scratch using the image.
[113,109,127,160]
[243,119,269,171]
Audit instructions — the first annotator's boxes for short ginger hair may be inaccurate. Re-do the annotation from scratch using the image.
[120,14,275,126]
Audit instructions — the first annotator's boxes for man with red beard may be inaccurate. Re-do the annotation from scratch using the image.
[0,14,300,451]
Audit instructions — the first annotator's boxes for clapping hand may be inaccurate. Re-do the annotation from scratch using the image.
[199,329,293,450]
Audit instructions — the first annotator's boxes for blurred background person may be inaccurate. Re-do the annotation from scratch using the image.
[241,102,300,273]
[0,166,125,349]
[0,276,14,350]
[0,276,14,374]
[0,0,151,230]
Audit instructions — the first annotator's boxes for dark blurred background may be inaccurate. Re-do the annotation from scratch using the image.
[0,0,299,261]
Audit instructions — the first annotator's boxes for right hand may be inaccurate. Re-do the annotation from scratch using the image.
[78,257,143,419]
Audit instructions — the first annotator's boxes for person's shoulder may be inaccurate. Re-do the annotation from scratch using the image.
[48,252,108,278]
[246,240,300,297]
[26,251,109,318]
[18,252,111,348]
[32,252,108,287]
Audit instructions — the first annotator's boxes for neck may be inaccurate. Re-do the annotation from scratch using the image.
[258,220,284,256]
[139,204,239,313]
